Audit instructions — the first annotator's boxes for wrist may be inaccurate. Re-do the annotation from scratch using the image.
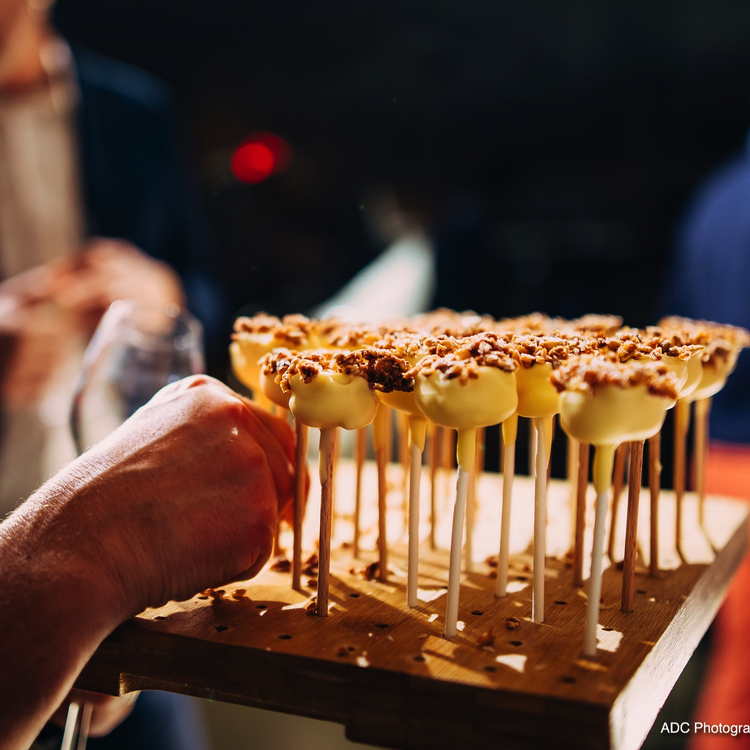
[0,470,136,747]
[7,458,145,624]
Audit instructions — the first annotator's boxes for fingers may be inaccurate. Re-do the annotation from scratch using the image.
[240,407,295,518]
[241,397,296,465]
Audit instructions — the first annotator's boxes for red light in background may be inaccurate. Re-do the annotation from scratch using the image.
[231,132,292,184]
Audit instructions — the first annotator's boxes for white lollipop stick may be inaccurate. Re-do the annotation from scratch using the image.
[694,397,711,530]
[567,435,579,552]
[673,398,690,561]
[428,422,439,550]
[464,454,477,574]
[316,427,338,617]
[373,404,391,582]
[648,431,661,577]
[584,443,616,657]
[445,427,476,638]
[532,415,552,624]
[496,414,518,598]
[399,411,410,521]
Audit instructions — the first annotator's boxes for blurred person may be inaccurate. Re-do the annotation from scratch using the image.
[0,0,223,746]
[0,0,222,514]
[0,375,296,749]
[664,132,750,750]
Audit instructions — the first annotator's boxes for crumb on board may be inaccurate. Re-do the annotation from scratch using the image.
[302,553,319,576]
[506,617,521,630]
[231,589,247,601]
[350,560,382,581]
[477,627,495,648]
[270,557,292,573]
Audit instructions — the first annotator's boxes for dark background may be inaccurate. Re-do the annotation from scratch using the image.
[53,0,750,326]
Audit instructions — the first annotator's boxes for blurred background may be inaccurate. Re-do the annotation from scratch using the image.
[10,0,750,747]
[54,0,750,338]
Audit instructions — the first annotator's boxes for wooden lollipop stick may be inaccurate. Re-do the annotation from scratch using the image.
[648,431,662,576]
[464,428,484,573]
[574,442,590,588]
[607,443,628,563]
[316,427,337,617]
[407,418,427,608]
[584,443,616,657]
[674,399,690,561]
[292,420,309,590]
[373,404,391,582]
[331,427,341,521]
[428,422,440,550]
[695,397,711,530]
[532,416,552,624]
[567,435,579,552]
[496,414,518,598]
[445,428,476,638]
[352,426,367,559]
[621,440,644,612]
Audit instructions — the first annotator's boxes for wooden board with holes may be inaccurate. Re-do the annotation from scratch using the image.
[76,463,748,750]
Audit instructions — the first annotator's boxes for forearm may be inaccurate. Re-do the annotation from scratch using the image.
[0,478,131,749]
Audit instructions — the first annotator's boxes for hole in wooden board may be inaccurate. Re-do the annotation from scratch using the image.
[279,634,292,640]
[413,655,426,662]
[215,625,228,633]
[155,616,167,621]
[509,640,523,647]
[349,593,360,598]
[471,610,484,616]
[561,676,576,684]
[636,589,647,595]
[375,623,390,629]
[256,604,267,610]
[484,665,497,673]
[554,600,567,606]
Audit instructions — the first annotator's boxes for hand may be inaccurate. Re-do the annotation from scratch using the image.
[0,376,298,747]
[51,375,296,610]
[51,238,185,331]
[0,292,81,409]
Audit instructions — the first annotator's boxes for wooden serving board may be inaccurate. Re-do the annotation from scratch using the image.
[77,462,748,750]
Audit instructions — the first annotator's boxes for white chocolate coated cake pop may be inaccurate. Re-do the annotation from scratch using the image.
[280,351,381,431]
[413,335,517,637]
[231,314,315,394]
[259,349,296,409]
[414,336,518,468]
[553,355,679,656]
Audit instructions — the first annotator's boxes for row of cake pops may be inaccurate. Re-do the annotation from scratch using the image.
[229,311,749,657]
